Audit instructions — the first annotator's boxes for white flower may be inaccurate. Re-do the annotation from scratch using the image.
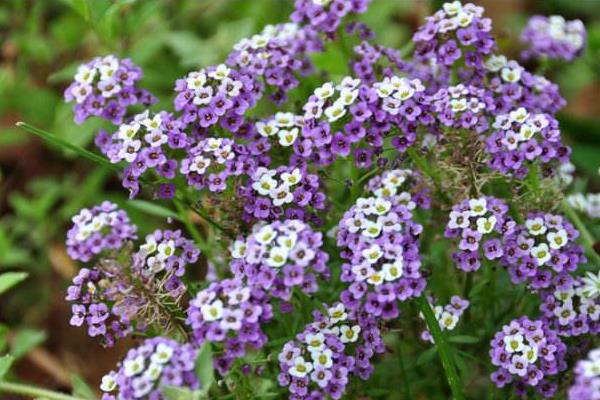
[276,233,298,250]
[509,108,529,124]
[531,243,551,266]
[361,220,382,238]
[324,101,347,122]
[100,373,117,392]
[337,77,360,90]
[151,343,174,364]
[476,216,497,234]
[338,88,359,105]
[208,64,230,80]
[186,71,206,90]
[367,270,384,286]
[256,120,279,137]
[501,65,522,83]
[270,185,294,206]
[305,333,325,352]
[124,355,145,377]
[525,217,547,235]
[382,260,403,281]
[142,114,162,131]
[503,334,525,353]
[278,128,299,147]
[201,300,224,321]
[143,363,163,380]
[443,1,462,16]
[373,198,392,215]
[253,174,278,196]
[275,112,295,127]
[227,287,251,305]
[256,225,277,244]
[266,246,289,268]
[345,214,365,233]
[439,311,459,330]
[522,345,538,364]
[581,271,600,299]
[190,155,211,174]
[328,304,347,323]
[339,325,361,343]
[456,11,473,27]
[553,302,575,325]
[75,65,96,84]
[450,98,467,113]
[140,236,157,255]
[468,198,487,216]
[117,123,140,140]
[374,81,394,98]
[448,210,471,229]
[289,356,313,378]
[314,82,335,100]
[311,349,333,369]
[547,229,568,250]
[362,244,383,264]
[157,240,175,260]
[485,55,507,72]
[281,168,302,186]
[517,124,536,141]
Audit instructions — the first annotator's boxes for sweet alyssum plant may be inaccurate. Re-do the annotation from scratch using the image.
[5,0,600,399]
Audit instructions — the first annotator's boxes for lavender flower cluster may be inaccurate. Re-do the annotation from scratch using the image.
[100,337,199,400]
[568,348,600,400]
[64,55,155,124]
[521,15,586,62]
[489,316,567,398]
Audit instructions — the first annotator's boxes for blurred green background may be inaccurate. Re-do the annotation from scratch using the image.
[0,0,599,397]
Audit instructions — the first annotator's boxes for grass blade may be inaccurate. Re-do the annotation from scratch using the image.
[417,295,464,400]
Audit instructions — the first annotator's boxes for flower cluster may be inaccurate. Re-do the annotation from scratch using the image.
[486,107,569,178]
[290,0,371,34]
[228,23,322,104]
[66,201,137,262]
[445,196,509,272]
[521,15,586,62]
[100,337,199,400]
[186,278,273,374]
[174,64,257,127]
[179,137,244,192]
[255,112,304,148]
[364,169,431,210]
[420,296,469,343]
[336,174,426,318]
[567,193,600,219]
[238,165,326,222]
[481,55,566,115]
[64,55,155,124]
[98,111,186,198]
[568,348,600,400]
[489,316,567,397]
[500,212,586,290]
[539,275,599,337]
[230,219,329,301]
[66,267,132,347]
[431,84,492,134]
[277,302,383,399]
[413,2,495,68]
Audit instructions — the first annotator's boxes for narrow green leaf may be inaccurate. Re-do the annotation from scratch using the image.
[417,295,464,400]
[416,345,438,366]
[0,355,13,380]
[127,200,179,220]
[16,122,120,173]
[11,329,47,359]
[448,335,480,344]
[71,375,97,400]
[0,272,28,295]
[194,342,214,394]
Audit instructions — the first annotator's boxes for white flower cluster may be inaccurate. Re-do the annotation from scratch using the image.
[113,111,165,163]
[531,15,585,49]
[524,215,569,266]
[72,205,121,242]
[304,77,361,122]
[138,235,176,275]
[433,2,484,33]
[231,220,315,269]
[345,196,406,285]
[233,23,301,54]
[448,197,497,234]
[182,138,235,175]
[567,193,600,219]
[374,76,425,115]
[71,55,122,102]
[445,84,486,115]
[550,283,599,326]
[484,56,524,83]
[368,169,416,201]
[579,348,600,379]
[250,167,303,206]
[184,64,243,105]
[502,331,541,376]
[493,107,550,150]
[256,112,304,146]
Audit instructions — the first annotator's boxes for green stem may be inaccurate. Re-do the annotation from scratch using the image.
[396,340,412,399]
[407,148,452,205]
[0,381,85,400]
[417,295,464,400]
[562,199,600,266]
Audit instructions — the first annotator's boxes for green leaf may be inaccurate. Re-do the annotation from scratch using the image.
[161,386,204,400]
[416,345,438,366]
[0,324,8,353]
[60,0,91,21]
[0,272,28,295]
[468,277,490,298]
[448,335,480,344]
[127,200,179,220]
[71,374,97,399]
[11,329,46,359]
[0,355,13,380]
[194,342,214,395]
